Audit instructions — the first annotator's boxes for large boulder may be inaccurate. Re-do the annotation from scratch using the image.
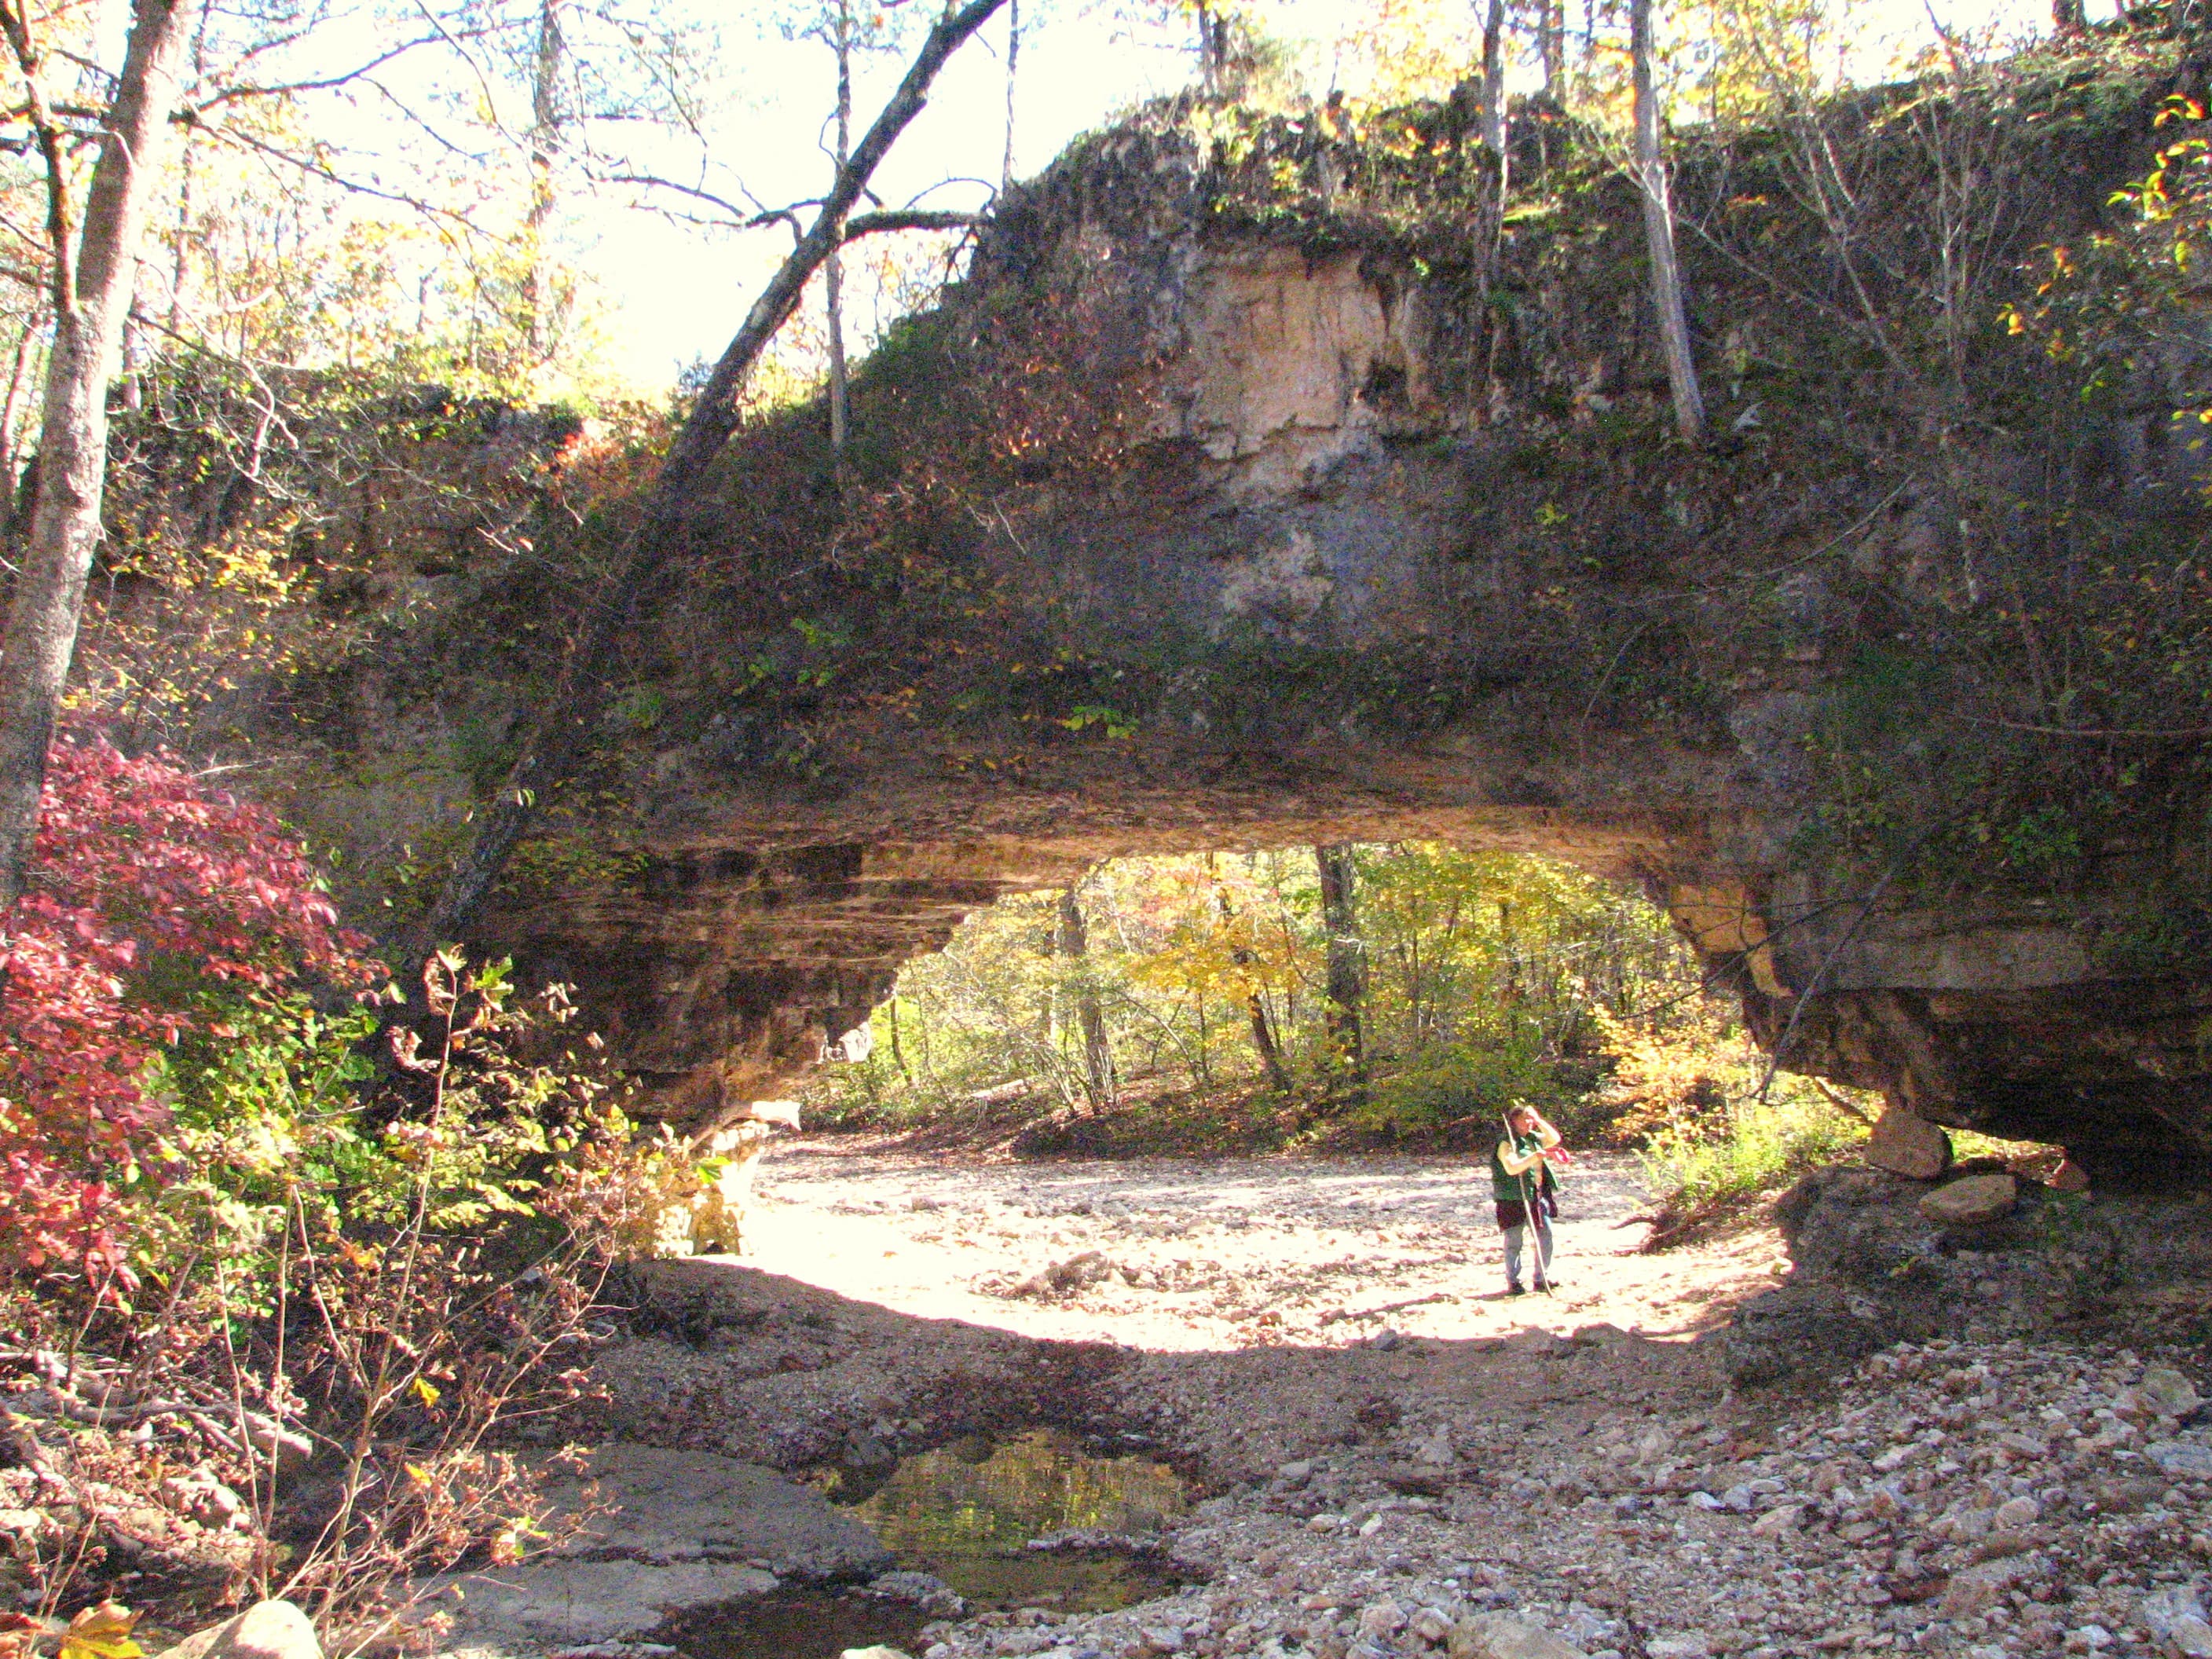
[1865,1105,1951,1181]
[152,1602,318,1659]
[1724,1167,2212,1385]
[1917,1173,2017,1227]
[423,1444,892,1650]
[1447,1613,1588,1659]
[544,1444,892,1577]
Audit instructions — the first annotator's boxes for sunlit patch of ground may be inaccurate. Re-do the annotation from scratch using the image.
[734,1144,1785,1353]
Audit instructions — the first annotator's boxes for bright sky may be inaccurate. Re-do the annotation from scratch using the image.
[554,0,2069,389]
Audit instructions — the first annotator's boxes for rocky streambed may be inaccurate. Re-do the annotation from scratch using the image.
[903,1337,2212,1659]
[423,1148,2212,1659]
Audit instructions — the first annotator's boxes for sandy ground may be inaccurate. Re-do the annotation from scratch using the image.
[736,1141,1785,1352]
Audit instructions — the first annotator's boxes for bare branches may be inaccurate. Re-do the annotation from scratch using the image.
[186,33,459,116]
[0,0,81,320]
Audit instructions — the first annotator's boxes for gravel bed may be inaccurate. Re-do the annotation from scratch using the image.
[907,1339,2212,1659]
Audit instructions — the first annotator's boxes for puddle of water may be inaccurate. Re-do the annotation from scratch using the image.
[657,1587,923,1659]
[855,1428,1188,1613]
[665,1431,1188,1659]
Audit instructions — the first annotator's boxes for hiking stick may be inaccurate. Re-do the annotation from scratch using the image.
[1503,1113,1555,1298]
[1519,1163,1555,1297]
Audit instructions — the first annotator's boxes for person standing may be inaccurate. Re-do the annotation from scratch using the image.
[1492,1102,1569,1295]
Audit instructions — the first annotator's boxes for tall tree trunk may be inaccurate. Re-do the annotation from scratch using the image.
[406,0,1009,972]
[0,314,42,542]
[826,0,852,455]
[1314,843,1364,1084]
[1195,0,1225,93]
[888,994,910,1080]
[1057,882,1113,1113]
[522,0,565,362]
[1498,897,1522,1003]
[1630,0,1705,445]
[1478,0,1507,158]
[1000,0,1019,190]
[0,0,203,910]
[1539,0,1563,94]
[166,2,207,339]
[2051,0,2086,31]
[1246,991,1291,1092]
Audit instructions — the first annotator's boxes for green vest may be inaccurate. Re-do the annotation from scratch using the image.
[1490,1130,1558,1203]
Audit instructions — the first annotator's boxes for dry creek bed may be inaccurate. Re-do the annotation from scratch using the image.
[588,1146,2212,1659]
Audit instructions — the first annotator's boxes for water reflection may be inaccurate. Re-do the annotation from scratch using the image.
[668,1431,1188,1659]
[658,1586,924,1659]
[848,1429,1186,1615]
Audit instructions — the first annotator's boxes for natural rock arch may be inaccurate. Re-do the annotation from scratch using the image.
[452,94,2212,1184]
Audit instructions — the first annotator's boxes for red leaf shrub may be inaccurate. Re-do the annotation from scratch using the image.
[0,732,376,1276]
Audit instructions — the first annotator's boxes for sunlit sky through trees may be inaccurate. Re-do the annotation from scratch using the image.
[199,0,2078,391]
[566,0,2064,386]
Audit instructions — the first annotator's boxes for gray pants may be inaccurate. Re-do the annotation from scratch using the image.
[1504,1217,1553,1288]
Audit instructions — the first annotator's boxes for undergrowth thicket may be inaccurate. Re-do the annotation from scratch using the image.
[0,733,695,1641]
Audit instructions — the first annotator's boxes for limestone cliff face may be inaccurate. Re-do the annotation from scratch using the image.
[463,82,2212,1182]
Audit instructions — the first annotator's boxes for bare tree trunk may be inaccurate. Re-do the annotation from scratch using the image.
[888,994,910,1080]
[826,0,851,455]
[1630,0,1704,445]
[1000,0,1019,190]
[1057,883,1113,1113]
[166,2,208,339]
[1192,987,1210,1089]
[1539,0,1563,94]
[522,0,565,362]
[1478,0,1507,157]
[1247,991,1291,1092]
[407,0,1009,970]
[1195,0,1225,93]
[0,313,42,542]
[1314,843,1364,1086]
[1498,897,1522,1002]
[0,0,203,910]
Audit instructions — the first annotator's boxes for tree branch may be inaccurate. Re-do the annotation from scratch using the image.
[844,207,980,237]
[408,0,1013,969]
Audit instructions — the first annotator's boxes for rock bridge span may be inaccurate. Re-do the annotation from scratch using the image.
[478,751,2199,1186]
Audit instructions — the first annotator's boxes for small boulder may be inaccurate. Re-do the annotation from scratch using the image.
[1358,1601,1407,1637]
[2141,1588,2208,1641]
[1917,1173,2017,1228]
[1750,1504,1803,1536]
[2147,1439,2212,1479]
[842,1650,915,1659]
[2137,1364,2202,1419]
[1866,1105,1952,1180]
[152,1602,320,1659]
[2045,1156,2090,1192]
[1447,1613,1588,1659]
[2171,1615,2212,1658]
[1412,1607,1455,1643]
